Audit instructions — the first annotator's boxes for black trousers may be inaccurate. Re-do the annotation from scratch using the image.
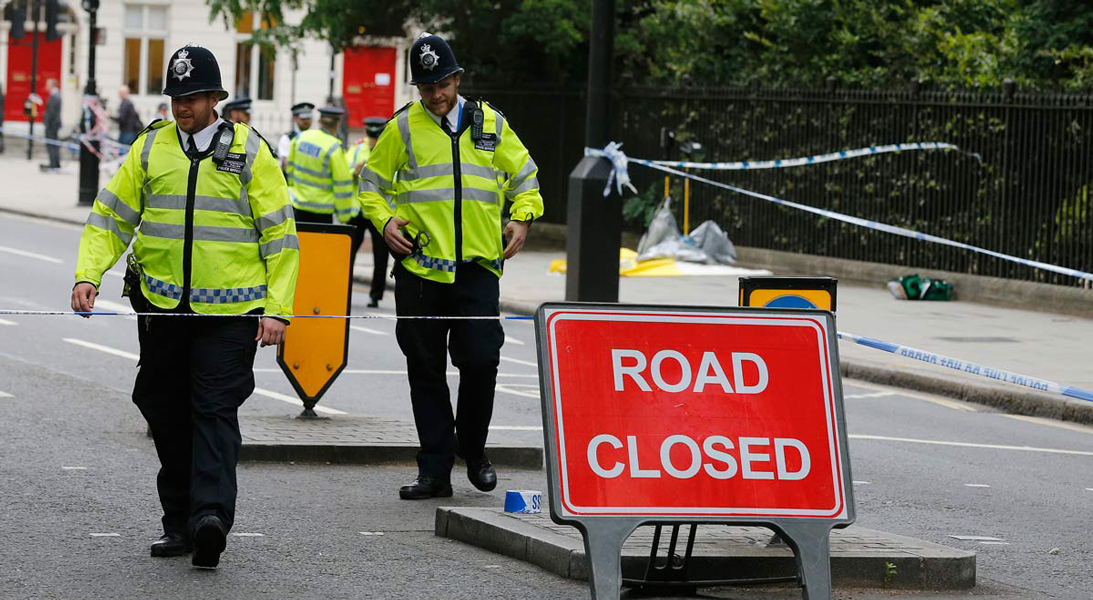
[348,214,388,301]
[45,126,60,168]
[293,208,332,224]
[393,262,504,478]
[132,313,258,536]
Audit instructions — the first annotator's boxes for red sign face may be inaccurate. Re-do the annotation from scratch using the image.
[543,309,847,519]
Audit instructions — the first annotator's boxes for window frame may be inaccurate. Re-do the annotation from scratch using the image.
[121,2,169,96]
[233,12,276,102]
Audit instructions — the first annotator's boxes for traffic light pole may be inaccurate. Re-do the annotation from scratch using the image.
[26,0,40,161]
[77,0,100,205]
[565,0,620,302]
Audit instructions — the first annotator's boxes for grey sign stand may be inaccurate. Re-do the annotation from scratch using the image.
[534,303,855,600]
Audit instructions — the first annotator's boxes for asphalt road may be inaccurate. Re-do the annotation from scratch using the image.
[1,213,1091,599]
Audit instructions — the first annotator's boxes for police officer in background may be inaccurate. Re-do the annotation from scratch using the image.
[278,102,314,172]
[360,33,544,499]
[286,106,355,223]
[347,116,389,306]
[223,97,251,124]
[71,45,298,569]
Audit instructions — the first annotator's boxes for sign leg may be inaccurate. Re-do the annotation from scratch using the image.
[775,522,834,600]
[582,520,637,600]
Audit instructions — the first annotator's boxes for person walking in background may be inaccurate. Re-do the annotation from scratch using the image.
[114,85,142,147]
[223,97,251,125]
[155,102,169,122]
[347,116,389,307]
[278,102,314,172]
[40,79,62,171]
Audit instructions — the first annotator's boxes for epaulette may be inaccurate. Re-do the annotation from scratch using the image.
[390,101,413,120]
[136,118,171,139]
[481,100,505,118]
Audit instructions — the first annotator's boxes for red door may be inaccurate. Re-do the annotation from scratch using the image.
[5,32,63,123]
[342,46,396,125]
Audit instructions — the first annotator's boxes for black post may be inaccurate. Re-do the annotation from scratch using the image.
[26,0,40,161]
[565,0,619,302]
[77,0,99,206]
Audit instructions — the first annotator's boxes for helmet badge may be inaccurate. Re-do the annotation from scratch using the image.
[171,49,194,82]
[418,44,440,71]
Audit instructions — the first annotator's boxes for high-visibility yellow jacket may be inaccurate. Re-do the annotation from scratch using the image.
[75,119,299,319]
[359,100,544,283]
[286,128,357,222]
[347,138,371,173]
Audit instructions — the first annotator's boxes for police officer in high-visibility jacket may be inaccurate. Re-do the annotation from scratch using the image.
[360,33,544,500]
[347,116,389,306]
[70,45,298,569]
[286,106,356,223]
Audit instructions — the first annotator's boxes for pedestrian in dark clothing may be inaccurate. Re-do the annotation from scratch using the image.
[114,85,142,147]
[41,79,62,170]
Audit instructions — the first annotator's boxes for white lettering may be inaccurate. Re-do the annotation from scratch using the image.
[701,435,738,479]
[612,349,651,392]
[693,352,734,393]
[732,353,769,394]
[587,434,624,478]
[739,437,774,480]
[774,438,811,480]
[627,435,661,478]
[660,435,702,479]
[650,350,691,393]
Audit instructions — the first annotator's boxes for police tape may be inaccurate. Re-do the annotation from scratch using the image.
[0,127,132,152]
[838,330,1093,403]
[0,309,534,321]
[649,142,981,171]
[587,145,1093,282]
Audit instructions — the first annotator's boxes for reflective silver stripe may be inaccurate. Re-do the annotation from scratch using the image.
[334,178,354,187]
[334,191,355,199]
[85,211,133,245]
[140,221,260,243]
[495,111,504,143]
[292,163,329,179]
[359,179,385,195]
[360,167,392,191]
[292,175,333,190]
[256,205,294,231]
[336,205,360,217]
[293,198,335,212]
[324,144,338,159]
[97,188,141,226]
[397,110,417,169]
[508,176,540,197]
[509,159,537,189]
[259,234,299,258]
[400,187,498,205]
[239,128,261,186]
[140,128,159,176]
[146,194,251,217]
[401,163,496,181]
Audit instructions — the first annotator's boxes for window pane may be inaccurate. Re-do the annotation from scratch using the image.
[123,37,141,92]
[236,13,254,34]
[146,38,164,95]
[258,46,275,100]
[124,5,143,30]
[147,6,167,31]
[260,13,277,29]
[235,44,252,99]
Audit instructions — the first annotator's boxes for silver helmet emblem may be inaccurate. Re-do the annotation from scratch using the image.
[418,44,440,71]
[171,49,194,81]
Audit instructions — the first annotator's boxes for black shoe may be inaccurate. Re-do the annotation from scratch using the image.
[367,298,379,308]
[467,457,497,492]
[398,476,453,500]
[150,532,191,557]
[191,515,227,570]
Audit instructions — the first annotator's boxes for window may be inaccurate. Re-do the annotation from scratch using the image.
[234,13,276,101]
[122,4,167,95]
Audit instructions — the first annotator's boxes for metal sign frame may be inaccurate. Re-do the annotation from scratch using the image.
[739,276,838,311]
[276,222,356,415]
[534,302,855,600]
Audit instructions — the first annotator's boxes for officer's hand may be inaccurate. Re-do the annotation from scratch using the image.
[384,218,413,255]
[71,282,98,318]
[256,317,287,348]
[503,220,530,259]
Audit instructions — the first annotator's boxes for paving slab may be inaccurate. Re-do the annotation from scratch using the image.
[240,415,543,468]
[435,507,976,591]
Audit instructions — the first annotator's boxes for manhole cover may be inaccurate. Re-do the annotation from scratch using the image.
[935,336,1019,343]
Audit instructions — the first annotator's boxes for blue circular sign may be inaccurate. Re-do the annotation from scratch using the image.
[765,295,818,309]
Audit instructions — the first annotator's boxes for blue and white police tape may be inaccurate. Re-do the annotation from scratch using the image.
[838,330,1093,403]
[0,127,132,151]
[0,310,535,321]
[586,145,1093,283]
[649,142,980,171]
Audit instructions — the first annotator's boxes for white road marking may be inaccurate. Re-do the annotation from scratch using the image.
[489,425,543,431]
[0,318,17,326]
[62,466,87,470]
[63,338,140,360]
[495,383,540,399]
[504,335,525,346]
[1086,488,1093,492]
[949,535,1004,542]
[359,531,384,536]
[850,433,1093,457]
[90,533,120,537]
[844,391,895,399]
[0,391,12,398]
[1002,414,1093,435]
[846,380,976,412]
[980,541,1010,545]
[964,484,992,488]
[500,356,537,368]
[0,245,63,264]
[252,388,347,416]
[852,480,871,485]
[230,532,265,537]
[350,325,389,336]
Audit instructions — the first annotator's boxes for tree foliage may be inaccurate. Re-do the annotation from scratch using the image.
[206,0,1093,90]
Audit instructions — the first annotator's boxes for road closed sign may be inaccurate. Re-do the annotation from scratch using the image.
[536,304,853,523]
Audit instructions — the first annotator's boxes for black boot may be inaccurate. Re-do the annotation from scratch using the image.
[466,457,497,492]
[191,515,227,569]
[398,475,453,500]
[150,532,191,557]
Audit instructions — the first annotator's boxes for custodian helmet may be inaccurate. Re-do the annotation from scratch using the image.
[409,33,463,85]
[162,45,229,100]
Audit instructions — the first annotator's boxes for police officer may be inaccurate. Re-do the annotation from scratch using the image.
[223,97,251,124]
[360,33,543,499]
[347,116,389,306]
[278,102,314,172]
[286,106,355,223]
[70,45,299,569]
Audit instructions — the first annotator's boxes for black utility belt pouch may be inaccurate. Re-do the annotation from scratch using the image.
[122,253,150,313]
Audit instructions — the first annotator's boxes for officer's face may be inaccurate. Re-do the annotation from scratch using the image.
[418,74,460,117]
[172,92,219,134]
[230,109,250,125]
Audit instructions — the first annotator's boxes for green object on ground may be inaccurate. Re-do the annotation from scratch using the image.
[887,274,953,301]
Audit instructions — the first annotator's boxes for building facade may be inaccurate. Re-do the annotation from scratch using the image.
[0,0,415,140]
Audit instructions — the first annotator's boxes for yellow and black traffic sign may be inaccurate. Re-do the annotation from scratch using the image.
[277,222,356,417]
[739,276,838,311]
